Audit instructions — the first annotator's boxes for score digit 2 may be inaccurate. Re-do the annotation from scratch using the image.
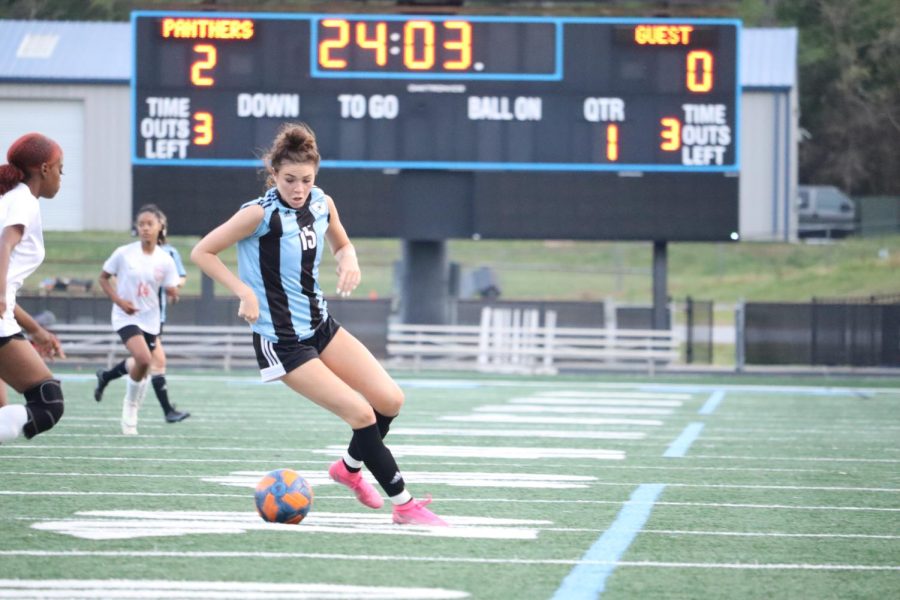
[190,44,216,86]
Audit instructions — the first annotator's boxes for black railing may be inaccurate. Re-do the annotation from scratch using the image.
[685,296,713,364]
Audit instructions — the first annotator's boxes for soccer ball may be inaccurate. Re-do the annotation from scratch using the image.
[254,468,313,524]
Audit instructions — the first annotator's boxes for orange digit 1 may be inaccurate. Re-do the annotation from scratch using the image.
[606,124,619,161]
[191,44,216,86]
[319,19,350,68]
[686,50,713,92]
[443,21,472,70]
[660,117,681,151]
[193,112,213,145]
[404,20,435,70]
[356,22,387,66]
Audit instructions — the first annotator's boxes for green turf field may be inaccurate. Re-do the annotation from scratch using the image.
[1,372,898,598]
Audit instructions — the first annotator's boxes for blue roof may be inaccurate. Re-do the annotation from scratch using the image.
[741,27,798,89]
[0,20,130,82]
[0,19,796,88]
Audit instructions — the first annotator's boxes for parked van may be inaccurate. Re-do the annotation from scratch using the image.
[797,185,856,238]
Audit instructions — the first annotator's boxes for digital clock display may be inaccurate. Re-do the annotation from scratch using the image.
[312,17,559,78]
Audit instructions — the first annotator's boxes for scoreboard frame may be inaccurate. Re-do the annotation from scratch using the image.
[131,10,742,241]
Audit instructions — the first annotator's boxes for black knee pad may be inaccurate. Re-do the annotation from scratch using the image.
[23,379,64,439]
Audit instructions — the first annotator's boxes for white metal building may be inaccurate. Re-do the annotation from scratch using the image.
[0,19,798,241]
[739,27,799,242]
[0,20,130,231]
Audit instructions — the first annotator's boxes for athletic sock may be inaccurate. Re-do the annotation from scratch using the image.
[0,404,28,443]
[345,411,396,472]
[101,360,128,383]
[350,423,405,497]
[151,374,174,414]
[125,375,143,405]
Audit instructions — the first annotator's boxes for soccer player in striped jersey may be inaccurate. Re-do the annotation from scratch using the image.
[0,133,66,444]
[94,205,190,423]
[192,122,447,526]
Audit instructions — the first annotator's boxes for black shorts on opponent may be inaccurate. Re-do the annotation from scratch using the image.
[0,332,27,348]
[252,315,341,381]
[117,325,158,352]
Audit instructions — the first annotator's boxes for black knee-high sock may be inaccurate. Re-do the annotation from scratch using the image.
[151,374,174,414]
[101,360,128,383]
[346,411,395,471]
[351,423,405,497]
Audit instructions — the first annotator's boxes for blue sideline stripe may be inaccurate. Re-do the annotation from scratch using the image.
[699,390,725,415]
[551,483,666,599]
[663,422,705,458]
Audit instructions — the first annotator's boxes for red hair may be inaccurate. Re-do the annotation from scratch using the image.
[0,133,62,195]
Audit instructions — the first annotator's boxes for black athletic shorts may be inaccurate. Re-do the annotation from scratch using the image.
[0,332,26,348]
[117,325,158,352]
[252,315,341,381]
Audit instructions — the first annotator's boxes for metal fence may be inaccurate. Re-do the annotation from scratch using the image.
[744,294,900,367]
[811,294,900,367]
[684,297,714,364]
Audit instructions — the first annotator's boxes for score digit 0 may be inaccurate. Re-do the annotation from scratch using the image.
[686,50,713,93]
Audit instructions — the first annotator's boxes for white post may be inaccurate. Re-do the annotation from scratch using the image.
[478,307,492,367]
[543,310,557,372]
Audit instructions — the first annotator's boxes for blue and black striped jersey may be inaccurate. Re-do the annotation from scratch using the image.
[237,186,330,343]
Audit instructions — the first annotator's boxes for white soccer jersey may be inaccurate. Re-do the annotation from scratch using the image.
[0,183,45,336]
[102,241,179,335]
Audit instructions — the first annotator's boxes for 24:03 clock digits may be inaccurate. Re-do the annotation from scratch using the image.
[313,17,558,76]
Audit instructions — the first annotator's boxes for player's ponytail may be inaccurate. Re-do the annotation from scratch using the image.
[0,133,61,195]
[264,122,320,187]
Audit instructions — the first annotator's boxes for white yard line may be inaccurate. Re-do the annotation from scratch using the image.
[511,396,685,406]
[1,550,896,571]
[639,529,900,540]
[315,444,626,460]
[4,471,890,493]
[688,455,900,463]
[3,490,898,511]
[389,427,646,440]
[440,414,663,426]
[30,511,548,541]
[534,391,691,400]
[473,405,674,415]
[0,579,468,599]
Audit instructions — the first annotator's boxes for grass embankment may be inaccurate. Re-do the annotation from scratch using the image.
[31,232,899,305]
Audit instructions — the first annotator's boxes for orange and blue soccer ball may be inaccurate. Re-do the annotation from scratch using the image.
[254,468,313,524]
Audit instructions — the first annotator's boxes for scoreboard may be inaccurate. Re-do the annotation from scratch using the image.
[132,11,741,240]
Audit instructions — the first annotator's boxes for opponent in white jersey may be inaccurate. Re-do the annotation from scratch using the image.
[0,133,66,444]
[98,206,179,435]
[93,206,191,423]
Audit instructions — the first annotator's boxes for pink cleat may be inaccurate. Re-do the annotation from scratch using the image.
[328,459,384,509]
[392,495,449,526]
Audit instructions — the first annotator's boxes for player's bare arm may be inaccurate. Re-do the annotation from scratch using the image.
[324,196,360,298]
[191,204,265,322]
